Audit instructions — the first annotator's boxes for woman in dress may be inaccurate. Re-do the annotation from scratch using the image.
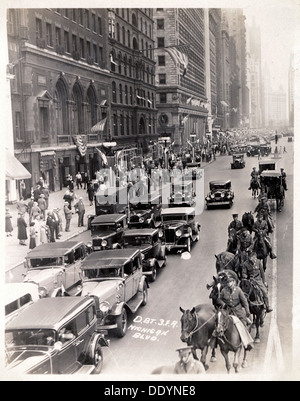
[29,222,37,249]
[17,213,27,245]
[5,209,13,236]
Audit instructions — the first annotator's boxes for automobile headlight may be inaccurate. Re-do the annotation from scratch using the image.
[158,230,164,238]
[210,194,215,199]
[141,253,145,260]
[86,241,93,248]
[99,301,111,314]
[171,195,175,199]
[139,217,144,223]
[101,240,108,247]
[38,286,47,298]
[77,284,83,293]
[221,193,225,198]
[176,229,182,237]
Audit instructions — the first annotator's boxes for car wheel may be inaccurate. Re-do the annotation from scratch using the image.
[115,308,128,338]
[186,237,191,252]
[91,340,104,374]
[141,283,148,306]
[150,266,157,282]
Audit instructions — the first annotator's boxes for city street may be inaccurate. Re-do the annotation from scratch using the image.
[4,138,294,379]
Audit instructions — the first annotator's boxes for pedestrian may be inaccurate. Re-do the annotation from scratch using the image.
[174,346,206,374]
[20,179,27,199]
[64,202,73,232]
[82,172,89,189]
[27,197,35,223]
[66,174,74,191]
[16,197,28,216]
[30,201,41,223]
[52,208,62,239]
[5,209,13,237]
[75,171,83,189]
[63,187,75,210]
[37,176,45,188]
[283,146,287,154]
[33,185,42,202]
[41,184,50,209]
[40,220,49,244]
[46,211,56,242]
[74,197,85,227]
[33,215,41,246]
[17,213,28,246]
[37,194,47,220]
[29,222,37,249]
[87,181,95,206]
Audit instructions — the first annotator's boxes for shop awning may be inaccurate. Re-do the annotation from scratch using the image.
[5,150,31,180]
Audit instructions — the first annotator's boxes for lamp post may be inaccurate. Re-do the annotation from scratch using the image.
[190,134,196,161]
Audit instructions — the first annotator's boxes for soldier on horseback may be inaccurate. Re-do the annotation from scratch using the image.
[254,196,274,233]
[241,251,273,313]
[236,229,254,254]
[252,214,277,259]
[248,167,260,190]
[228,214,244,235]
[280,168,288,191]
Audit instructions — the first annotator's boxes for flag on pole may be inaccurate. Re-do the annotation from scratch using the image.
[187,96,192,104]
[96,147,108,166]
[165,44,189,77]
[73,135,87,156]
[110,53,118,66]
[182,114,189,124]
[91,117,107,133]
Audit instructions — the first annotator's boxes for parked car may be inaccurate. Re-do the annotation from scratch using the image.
[168,179,195,207]
[5,283,40,324]
[160,207,201,253]
[23,241,88,298]
[206,180,234,209]
[247,144,271,157]
[231,154,245,169]
[5,297,109,375]
[123,228,167,282]
[89,214,127,251]
[80,249,148,338]
[129,193,162,228]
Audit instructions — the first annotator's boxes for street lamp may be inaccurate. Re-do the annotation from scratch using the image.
[190,134,196,161]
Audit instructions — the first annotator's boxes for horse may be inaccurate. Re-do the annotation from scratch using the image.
[242,211,254,234]
[226,228,239,254]
[250,178,260,198]
[214,308,248,373]
[275,183,285,212]
[240,278,265,343]
[253,231,268,271]
[207,270,236,308]
[179,304,216,370]
[215,251,239,274]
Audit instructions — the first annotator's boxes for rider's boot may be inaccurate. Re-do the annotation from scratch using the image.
[264,298,273,313]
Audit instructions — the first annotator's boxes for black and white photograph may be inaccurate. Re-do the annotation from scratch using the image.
[1,0,299,384]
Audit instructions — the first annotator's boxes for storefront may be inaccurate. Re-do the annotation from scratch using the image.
[5,149,31,203]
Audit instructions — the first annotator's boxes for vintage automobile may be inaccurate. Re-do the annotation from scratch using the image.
[247,144,271,157]
[80,249,148,338]
[123,228,167,282]
[168,179,195,207]
[89,214,127,251]
[185,162,202,180]
[129,192,162,228]
[206,180,234,209]
[5,297,109,375]
[231,154,245,169]
[5,283,40,324]
[260,170,285,211]
[160,207,201,253]
[23,241,88,298]
[258,159,277,174]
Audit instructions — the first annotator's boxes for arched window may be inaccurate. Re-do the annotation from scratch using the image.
[118,52,122,74]
[132,13,137,27]
[130,87,133,105]
[128,57,132,77]
[132,37,138,50]
[119,84,123,103]
[110,51,116,72]
[54,78,69,135]
[72,82,84,133]
[125,85,128,104]
[127,30,131,47]
[87,85,97,129]
[127,115,130,135]
[138,117,146,135]
[112,81,117,103]
[135,62,139,79]
[123,55,127,76]
[146,42,149,58]
[122,26,126,45]
[116,23,120,41]
[146,66,150,83]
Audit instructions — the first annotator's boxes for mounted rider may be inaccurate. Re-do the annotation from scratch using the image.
[236,229,254,254]
[254,195,274,233]
[241,251,273,313]
[248,167,260,190]
[228,214,244,235]
[252,213,277,259]
[280,168,288,191]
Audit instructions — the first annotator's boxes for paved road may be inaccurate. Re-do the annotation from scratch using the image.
[4,138,294,379]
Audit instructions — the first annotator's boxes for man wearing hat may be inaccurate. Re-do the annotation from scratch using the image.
[280,168,288,190]
[236,229,254,254]
[63,202,73,232]
[174,346,206,374]
[74,197,85,227]
[248,167,260,190]
[254,196,274,233]
[228,214,243,235]
[253,214,276,259]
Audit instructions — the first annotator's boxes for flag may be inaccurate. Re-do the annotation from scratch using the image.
[147,98,152,105]
[165,44,189,77]
[182,114,189,124]
[91,117,107,133]
[96,147,108,165]
[73,135,87,156]
[187,96,192,104]
[110,53,118,66]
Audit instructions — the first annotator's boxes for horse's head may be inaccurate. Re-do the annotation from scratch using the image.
[215,308,230,337]
[179,307,196,343]
[228,228,237,242]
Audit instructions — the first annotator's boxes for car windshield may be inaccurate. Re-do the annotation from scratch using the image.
[91,223,117,234]
[27,257,63,268]
[83,267,122,279]
[162,215,187,222]
[6,329,56,348]
[130,203,151,211]
[210,184,230,190]
[124,236,152,246]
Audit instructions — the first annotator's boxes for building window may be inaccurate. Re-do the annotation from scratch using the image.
[160,93,167,103]
[112,82,117,103]
[79,38,84,58]
[127,115,130,135]
[113,114,118,136]
[85,9,90,29]
[159,74,166,84]
[99,46,103,62]
[93,44,98,63]
[157,37,165,48]
[72,34,77,52]
[119,84,123,103]
[122,26,126,45]
[132,13,137,27]
[72,9,77,22]
[125,85,128,104]
[55,27,61,46]
[116,23,120,42]
[86,41,91,57]
[64,31,70,53]
[46,23,52,47]
[130,87,133,105]
[15,111,22,141]
[127,30,131,47]
[158,55,165,66]
[92,13,96,32]
[79,9,84,25]
[98,17,102,35]
[157,19,164,29]
[36,18,42,42]
[129,58,132,77]
[124,56,127,75]
[40,106,49,136]
[120,115,124,135]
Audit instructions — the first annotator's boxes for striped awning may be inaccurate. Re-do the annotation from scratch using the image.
[6,150,31,180]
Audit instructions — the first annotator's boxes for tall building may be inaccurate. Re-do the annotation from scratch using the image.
[288,53,294,128]
[153,8,208,152]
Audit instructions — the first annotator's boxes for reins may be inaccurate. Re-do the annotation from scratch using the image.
[188,312,215,339]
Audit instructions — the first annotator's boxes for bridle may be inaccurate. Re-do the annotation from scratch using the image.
[185,311,215,340]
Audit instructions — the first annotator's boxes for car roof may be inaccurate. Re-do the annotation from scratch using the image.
[161,207,195,215]
[232,154,244,157]
[4,283,40,305]
[92,214,126,224]
[81,248,141,269]
[25,241,84,258]
[209,180,231,185]
[260,170,282,177]
[5,297,94,331]
[123,228,159,236]
[259,159,276,164]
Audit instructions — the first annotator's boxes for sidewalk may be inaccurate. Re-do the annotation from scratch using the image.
[4,158,216,272]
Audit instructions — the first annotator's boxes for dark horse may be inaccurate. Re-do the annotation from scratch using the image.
[215,251,239,274]
[242,211,255,234]
[227,228,238,254]
[250,177,260,198]
[179,304,216,370]
[240,278,265,343]
[253,231,268,271]
[214,308,248,373]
